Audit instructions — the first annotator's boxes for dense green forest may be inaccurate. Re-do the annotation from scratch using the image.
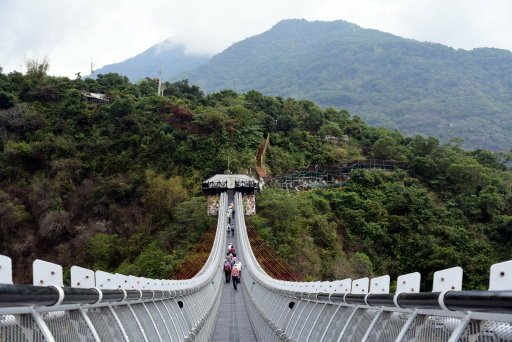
[0,64,511,289]
[182,19,512,151]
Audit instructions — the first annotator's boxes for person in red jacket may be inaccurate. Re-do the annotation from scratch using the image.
[223,259,232,283]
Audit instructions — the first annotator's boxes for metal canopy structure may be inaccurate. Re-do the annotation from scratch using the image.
[202,174,260,194]
[269,159,408,190]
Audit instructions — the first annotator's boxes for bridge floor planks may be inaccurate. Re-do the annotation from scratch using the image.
[212,201,257,342]
[211,280,257,342]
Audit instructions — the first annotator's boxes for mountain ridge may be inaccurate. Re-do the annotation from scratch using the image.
[180,19,512,151]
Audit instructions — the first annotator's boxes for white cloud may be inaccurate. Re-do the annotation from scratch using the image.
[1,0,511,77]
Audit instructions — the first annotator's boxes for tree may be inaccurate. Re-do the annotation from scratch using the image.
[39,210,72,242]
[409,135,439,157]
[446,162,487,194]
[478,186,505,221]
[143,170,189,226]
[25,57,50,80]
[0,91,15,109]
[318,122,343,137]
[96,73,130,91]
[350,252,374,278]
[87,233,123,271]
[471,149,507,170]
[109,97,135,117]
[163,79,204,102]
[373,136,399,159]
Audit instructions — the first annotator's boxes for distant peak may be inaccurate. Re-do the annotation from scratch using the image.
[148,39,211,57]
[150,39,186,54]
[273,18,308,25]
[272,18,360,29]
[469,47,512,55]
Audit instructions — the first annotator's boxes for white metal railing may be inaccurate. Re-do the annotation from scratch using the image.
[0,192,228,342]
[234,191,512,341]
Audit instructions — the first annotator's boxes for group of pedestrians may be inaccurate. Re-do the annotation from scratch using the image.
[227,202,235,218]
[223,243,242,290]
[227,221,235,236]
[222,202,242,290]
[226,202,236,236]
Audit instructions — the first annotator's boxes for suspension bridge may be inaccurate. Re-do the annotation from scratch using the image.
[1,174,512,341]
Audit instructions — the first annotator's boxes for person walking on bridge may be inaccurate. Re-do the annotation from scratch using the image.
[228,244,236,257]
[234,259,242,279]
[227,202,234,218]
[231,263,240,290]
[223,259,232,283]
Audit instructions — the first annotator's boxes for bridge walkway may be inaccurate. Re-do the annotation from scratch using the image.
[212,195,257,342]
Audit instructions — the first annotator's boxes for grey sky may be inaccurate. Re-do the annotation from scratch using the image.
[1,0,511,77]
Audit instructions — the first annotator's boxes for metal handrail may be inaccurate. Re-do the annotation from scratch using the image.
[0,192,229,342]
[234,191,512,341]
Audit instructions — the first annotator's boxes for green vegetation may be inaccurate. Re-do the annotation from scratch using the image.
[1,64,511,289]
[249,137,512,289]
[250,161,511,289]
[183,19,512,151]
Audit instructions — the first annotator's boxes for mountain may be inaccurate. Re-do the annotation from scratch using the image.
[181,19,512,151]
[94,40,211,82]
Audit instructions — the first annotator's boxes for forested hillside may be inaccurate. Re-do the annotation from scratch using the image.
[0,65,511,289]
[182,19,512,151]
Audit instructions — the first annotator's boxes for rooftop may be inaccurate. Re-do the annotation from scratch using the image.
[203,174,259,192]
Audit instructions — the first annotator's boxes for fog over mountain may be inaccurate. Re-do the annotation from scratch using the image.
[93,40,211,82]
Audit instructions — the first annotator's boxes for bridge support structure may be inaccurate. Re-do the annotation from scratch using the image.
[3,178,512,341]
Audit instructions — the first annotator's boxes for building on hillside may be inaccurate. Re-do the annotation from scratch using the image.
[82,92,109,104]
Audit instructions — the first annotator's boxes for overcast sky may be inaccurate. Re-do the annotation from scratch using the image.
[1,0,511,77]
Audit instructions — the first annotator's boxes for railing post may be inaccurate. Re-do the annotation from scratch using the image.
[305,303,328,341]
[447,312,473,342]
[141,302,164,342]
[361,307,384,342]
[335,306,359,342]
[0,255,13,284]
[30,307,56,342]
[78,306,101,342]
[395,309,418,342]
[318,305,343,341]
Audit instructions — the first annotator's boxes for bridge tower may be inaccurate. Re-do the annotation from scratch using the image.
[203,174,259,216]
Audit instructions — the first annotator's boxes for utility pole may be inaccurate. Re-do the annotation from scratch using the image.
[90,59,94,76]
[157,68,162,96]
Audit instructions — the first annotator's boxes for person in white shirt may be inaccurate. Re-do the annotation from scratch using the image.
[234,260,242,279]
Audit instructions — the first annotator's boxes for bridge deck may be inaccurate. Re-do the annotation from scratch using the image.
[212,201,257,342]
